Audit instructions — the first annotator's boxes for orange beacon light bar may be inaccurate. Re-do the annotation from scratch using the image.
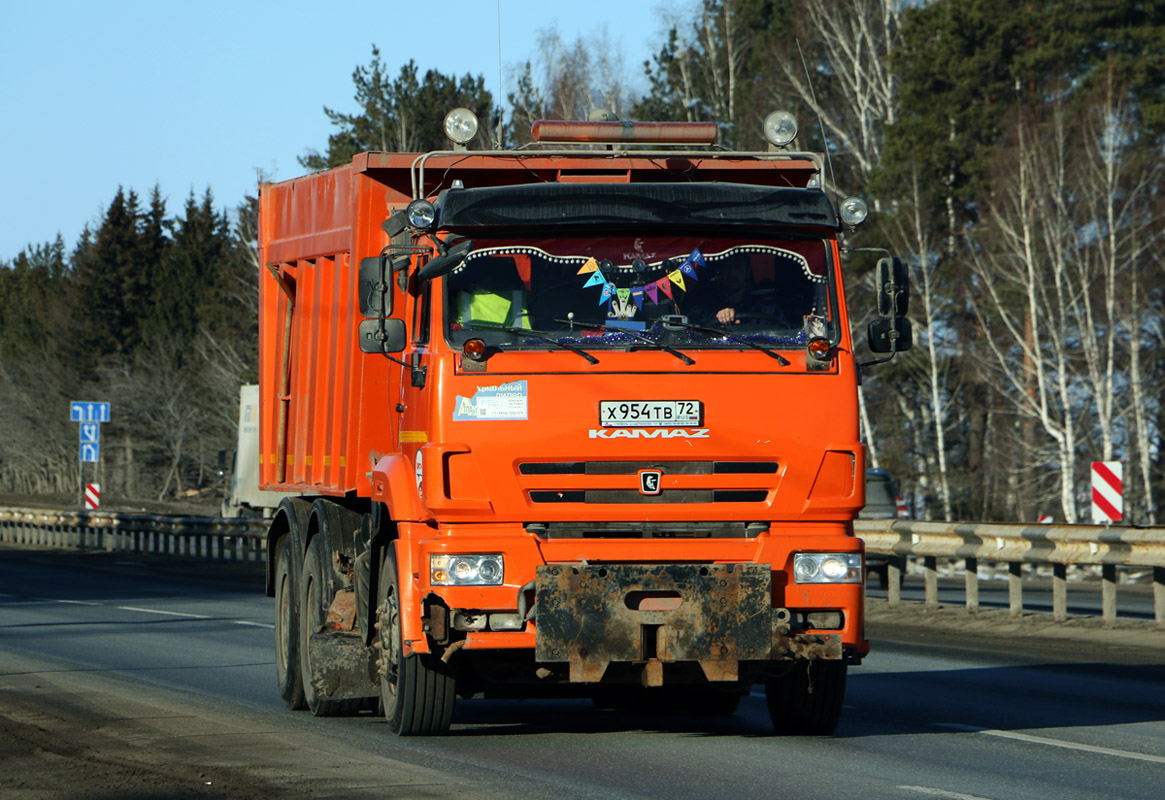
[531,120,719,145]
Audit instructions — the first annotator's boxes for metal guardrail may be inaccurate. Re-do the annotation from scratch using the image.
[855,519,1165,626]
[0,506,268,562]
[3,506,1162,626]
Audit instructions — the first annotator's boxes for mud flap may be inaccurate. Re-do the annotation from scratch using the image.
[535,563,772,685]
[305,630,380,701]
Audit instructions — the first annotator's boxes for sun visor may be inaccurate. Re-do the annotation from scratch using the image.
[434,183,840,233]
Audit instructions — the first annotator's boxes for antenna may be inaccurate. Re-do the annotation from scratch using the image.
[796,40,836,197]
[496,0,504,148]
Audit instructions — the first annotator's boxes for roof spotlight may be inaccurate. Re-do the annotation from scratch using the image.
[406,199,436,230]
[763,110,799,147]
[444,108,479,145]
[839,196,869,226]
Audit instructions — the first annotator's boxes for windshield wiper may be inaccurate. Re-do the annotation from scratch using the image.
[460,323,599,364]
[554,319,695,366]
[661,317,791,366]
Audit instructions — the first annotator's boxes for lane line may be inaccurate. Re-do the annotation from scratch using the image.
[56,599,102,606]
[117,606,211,619]
[899,786,996,800]
[935,723,1165,765]
[233,620,275,629]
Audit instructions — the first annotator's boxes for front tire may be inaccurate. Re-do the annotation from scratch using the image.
[377,547,455,735]
[764,660,847,736]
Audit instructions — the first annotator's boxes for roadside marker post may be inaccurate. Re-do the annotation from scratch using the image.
[1091,461,1122,524]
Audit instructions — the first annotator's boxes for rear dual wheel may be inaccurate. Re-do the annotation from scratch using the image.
[299,534,366,716]
[377,548,455,735]
[274,537,306,710]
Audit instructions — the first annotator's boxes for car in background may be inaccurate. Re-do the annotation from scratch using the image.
[860,468,907,588]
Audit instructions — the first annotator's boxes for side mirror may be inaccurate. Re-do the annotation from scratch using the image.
[417,239,473,281]
[359,255,392,318]
[867,317,913,353]
[357,318,407,354]
[875,257,910,317]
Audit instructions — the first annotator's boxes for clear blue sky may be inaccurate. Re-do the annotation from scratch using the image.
[0,1,672,261]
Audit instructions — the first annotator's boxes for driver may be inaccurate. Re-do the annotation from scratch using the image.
[687,260,786,326]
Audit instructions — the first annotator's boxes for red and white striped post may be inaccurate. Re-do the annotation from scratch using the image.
[1091,461,1122,524]
[85,483,101,510]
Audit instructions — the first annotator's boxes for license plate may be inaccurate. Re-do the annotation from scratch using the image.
[599,400,702,427]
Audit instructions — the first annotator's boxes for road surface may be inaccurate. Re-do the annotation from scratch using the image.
[2,547,1163,799]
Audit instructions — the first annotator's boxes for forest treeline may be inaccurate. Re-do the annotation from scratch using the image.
[1,0,1162,522]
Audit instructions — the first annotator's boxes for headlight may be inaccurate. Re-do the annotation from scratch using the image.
[793,552,862,584]
[406,199,436,230]
[431,554,504,586]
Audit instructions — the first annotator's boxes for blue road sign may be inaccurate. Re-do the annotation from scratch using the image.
[80,442,100,463]
[71,401,110,423]
[80,423,101,443]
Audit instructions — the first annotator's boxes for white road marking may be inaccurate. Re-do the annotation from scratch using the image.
[935,723,1165,765]
[56,599,101,606]
[233,620,275,629]
[117,606,211,619]
[899,786,996,800]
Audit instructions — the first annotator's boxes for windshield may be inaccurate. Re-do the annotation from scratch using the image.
[442,236,835,351]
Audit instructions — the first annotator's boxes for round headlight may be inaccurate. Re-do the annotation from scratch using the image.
[478,558,502,583]
[406,199,436,230]
[794,558,819,582]
[840,196,869,226]
[444,107,479,145]
[452,559,475,580]
[763,110,798,147]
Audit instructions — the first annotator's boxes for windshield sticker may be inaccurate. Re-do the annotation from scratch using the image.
[454,380,529,421]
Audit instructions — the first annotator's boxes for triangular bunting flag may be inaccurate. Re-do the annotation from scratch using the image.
[680,261,699,280]
[583,269,606,288]
[689,248,705,268]
[655,277,674,300]
[645,284,659,304]
[617,288,631,306]
[599,283,615,304]
[577,257,599,275]
[669,270,687,292]
[631,288,645,309]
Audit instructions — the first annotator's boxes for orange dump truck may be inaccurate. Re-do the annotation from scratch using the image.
[259,110,912,736]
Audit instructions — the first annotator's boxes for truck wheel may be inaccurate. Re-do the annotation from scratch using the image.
[377,548,455,735]
[764,660,847,736]
[299,534,365,716]
[274,538,306,710]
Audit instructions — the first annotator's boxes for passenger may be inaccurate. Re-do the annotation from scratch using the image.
[451,257,530,329]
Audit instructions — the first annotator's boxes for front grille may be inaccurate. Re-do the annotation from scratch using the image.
[527,521,769,539]
[519,461,778,476]
[529,489,768,504]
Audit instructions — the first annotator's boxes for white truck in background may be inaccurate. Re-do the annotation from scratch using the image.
[219,384,295,518]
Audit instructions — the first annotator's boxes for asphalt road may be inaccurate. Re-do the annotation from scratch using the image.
[2,547,1163,800]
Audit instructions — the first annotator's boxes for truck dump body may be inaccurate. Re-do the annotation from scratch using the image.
[258,120,908,735]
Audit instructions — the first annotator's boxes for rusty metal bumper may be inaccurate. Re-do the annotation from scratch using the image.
[535,562,840,685]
